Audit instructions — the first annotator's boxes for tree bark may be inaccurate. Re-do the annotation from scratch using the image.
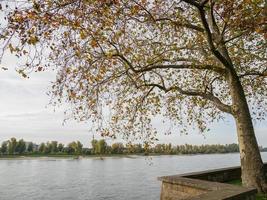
[227,70,267,193]
[193,0,266,193]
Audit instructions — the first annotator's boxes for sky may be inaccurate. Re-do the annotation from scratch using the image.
[0,51,266,147]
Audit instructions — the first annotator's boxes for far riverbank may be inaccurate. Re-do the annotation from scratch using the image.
[0,152,246,160]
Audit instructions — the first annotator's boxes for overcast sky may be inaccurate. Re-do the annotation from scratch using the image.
[0,2,266,147]
[0,51,266,148]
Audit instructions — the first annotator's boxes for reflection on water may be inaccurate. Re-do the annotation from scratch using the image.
[1,153,267,200]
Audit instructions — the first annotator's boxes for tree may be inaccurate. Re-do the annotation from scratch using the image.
[63,147,72,154]
[1,141,8,154]
[8,138,17,155]
[16,139,26,154]
[67,141,83,154]
[44,142,52,154]
[96,139,107,155]
[111,142,124,154]
[67,142,76,154]
[165,143,173,154]
[82,148,91,155]
[154,144,164,154]
[132,144,144,154]
[27,142,34,153]
[1,0,266,192]
[76,141,83,155]
[51,141,58,153]
[58,143,64,152]
[91,139,98,154]
[39,143,46,153]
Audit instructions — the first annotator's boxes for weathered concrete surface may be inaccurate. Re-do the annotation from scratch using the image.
[159,176,256,200]
[180,163,267,183]
[159,177,208,200]
[158,163,267,200]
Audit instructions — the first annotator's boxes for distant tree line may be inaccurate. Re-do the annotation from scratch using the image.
[1,137,266,156]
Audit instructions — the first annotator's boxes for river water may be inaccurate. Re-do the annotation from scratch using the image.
[1,152,267,200]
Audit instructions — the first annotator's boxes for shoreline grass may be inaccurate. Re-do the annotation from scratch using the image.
[227,179,267,200]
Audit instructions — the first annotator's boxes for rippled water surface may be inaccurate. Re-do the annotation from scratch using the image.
[1,152,267,200]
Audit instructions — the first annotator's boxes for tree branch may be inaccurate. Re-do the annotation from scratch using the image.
[140,83,232,114]
[114,53,225,74]
[198,7,232,69]
[200,0,209,6]
[141,64,225,74]
[239,71,267,78]
[181,0,201,8]
[155,18,204,32]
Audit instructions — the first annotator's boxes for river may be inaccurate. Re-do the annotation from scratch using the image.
[1,152,267,200]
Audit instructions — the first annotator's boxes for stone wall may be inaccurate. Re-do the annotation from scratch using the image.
[158,163,267,200]
[181,163,267,183]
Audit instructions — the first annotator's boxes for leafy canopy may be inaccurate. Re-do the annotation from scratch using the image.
[0,0,266,143]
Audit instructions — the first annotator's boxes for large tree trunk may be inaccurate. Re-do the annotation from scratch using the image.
[228,70,267,193]
[199,1,266,192]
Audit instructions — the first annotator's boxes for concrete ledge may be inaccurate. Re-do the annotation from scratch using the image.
[159,176,256,200]
[178,163,267,183]
[158,163,267,200]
